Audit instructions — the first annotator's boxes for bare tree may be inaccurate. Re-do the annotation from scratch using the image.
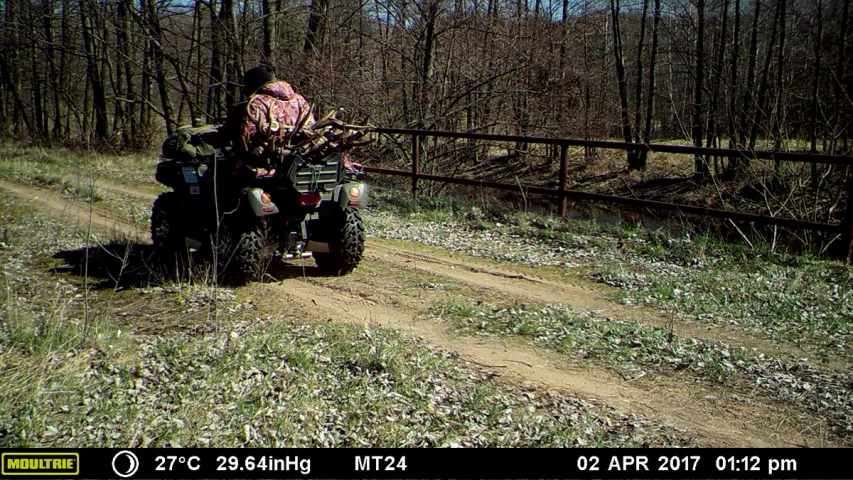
[304,0,329,55]
[80,0,108,141]
[610,0,638,169]
[639,0,661,169]
[692,0,708,177]
[810,0,823,191]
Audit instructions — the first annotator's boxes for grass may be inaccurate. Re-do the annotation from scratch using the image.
[428,295,853,440]
[0,148,105,203]
[593,233,853,356]
[431,296,730,379]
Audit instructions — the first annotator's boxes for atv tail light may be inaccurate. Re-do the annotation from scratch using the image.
[298,192,322,208]
[262,206,276,213]
[260,192,272,204]
[349,186,361,198]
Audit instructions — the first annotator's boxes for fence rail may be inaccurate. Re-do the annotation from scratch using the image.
[364,128,853,261]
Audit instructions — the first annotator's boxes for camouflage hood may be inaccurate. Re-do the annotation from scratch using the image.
[255,80,299,102]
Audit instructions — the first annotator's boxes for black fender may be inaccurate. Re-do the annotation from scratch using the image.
[331,182,368,209]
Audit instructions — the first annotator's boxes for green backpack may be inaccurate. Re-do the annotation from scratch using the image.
[161,124,218,161]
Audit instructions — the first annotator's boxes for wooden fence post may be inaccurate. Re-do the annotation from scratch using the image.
[412,134,420,200]
[558,143,569,218]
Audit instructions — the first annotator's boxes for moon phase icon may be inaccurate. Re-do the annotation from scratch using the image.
[112,450,139,478]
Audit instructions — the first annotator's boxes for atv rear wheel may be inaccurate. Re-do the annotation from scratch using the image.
[234,228,267,282]
[313,206,365,276]
[150,192,189,274]
[215,223,268,284]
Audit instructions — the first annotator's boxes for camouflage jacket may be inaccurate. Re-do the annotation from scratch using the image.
[200,80,315,163]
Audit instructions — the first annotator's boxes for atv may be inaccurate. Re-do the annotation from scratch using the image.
[151,124,369,283]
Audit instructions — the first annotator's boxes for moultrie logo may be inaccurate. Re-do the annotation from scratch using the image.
[2,452,80,476]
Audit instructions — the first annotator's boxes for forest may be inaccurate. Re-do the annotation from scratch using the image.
[0,0,850,176]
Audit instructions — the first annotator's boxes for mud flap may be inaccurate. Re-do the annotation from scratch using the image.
[305,240,330,253]
[184,237,203,250]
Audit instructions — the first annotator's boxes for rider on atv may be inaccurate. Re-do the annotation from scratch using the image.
[197,65,362,177]
[199,66,313,170]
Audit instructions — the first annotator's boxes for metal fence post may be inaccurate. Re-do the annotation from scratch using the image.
[558,143,569,218]
[412,135,420,200]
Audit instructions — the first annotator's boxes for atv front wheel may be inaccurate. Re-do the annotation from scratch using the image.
[313,206,365,276]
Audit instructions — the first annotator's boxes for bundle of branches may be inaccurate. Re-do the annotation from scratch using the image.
[274,108,373,163]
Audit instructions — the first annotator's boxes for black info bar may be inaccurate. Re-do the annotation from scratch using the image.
[0,448,846,479]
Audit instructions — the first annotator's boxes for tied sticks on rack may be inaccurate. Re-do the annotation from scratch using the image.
[274,107,374,163]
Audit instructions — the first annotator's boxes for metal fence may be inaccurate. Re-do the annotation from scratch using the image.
[363,127,853,261]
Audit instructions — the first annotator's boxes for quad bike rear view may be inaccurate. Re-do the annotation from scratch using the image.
[151,115,371,283]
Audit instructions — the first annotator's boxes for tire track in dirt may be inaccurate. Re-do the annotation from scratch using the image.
[0,177,835,447]
[93,178,162,201]
[364,242,842,369]
[0,179,147,240]
[262,278,819,447]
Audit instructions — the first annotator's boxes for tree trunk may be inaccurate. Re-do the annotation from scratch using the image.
[119,0,137,139]
[610,0,638,169]
[749,0,780,150]
[559,0,569,75]
[725,0,741,177]
[262,0,277,70]
[59,0,70,136]
[639,0,661,169]
[399,0,410,125]
[139,17,153,133]
[207,0,224,120]
[706,0,728,156]
[581,0,593,159]
[5,0,25,135]
[772,0,786,161]
[693,0,708,177]
[739,0,760,154]
[43,0,62,140]
[145,0,175,134]
[80,0,108,141]
[832,0,849,153]
[810,0,823,192]
[304,0,328,55]
[193,0,205,120]
[633,0,649,145]
[220,0,238,108]
[419,0,439,128]
[32,36,47,139]
[239,0,249,78]
[0,0,37,139]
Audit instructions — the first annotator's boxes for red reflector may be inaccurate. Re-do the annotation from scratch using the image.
[299,192,322,208]
[348,200,361,206]
[262,206,275,213]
